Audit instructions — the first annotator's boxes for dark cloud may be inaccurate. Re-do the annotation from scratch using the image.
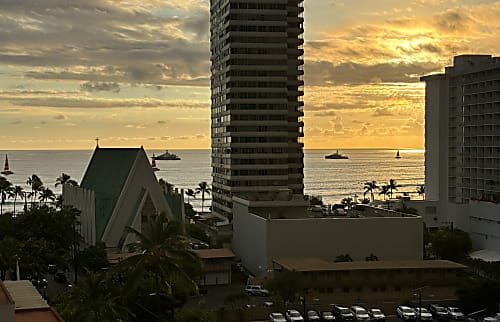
[0,0,210,86]
[80,81,121,93]
[157,120,167,124]
[53,114,67,120]
[305,60,441,85]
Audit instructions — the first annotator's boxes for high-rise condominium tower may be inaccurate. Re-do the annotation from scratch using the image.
[210,0,305,219]
[422,55,500,250]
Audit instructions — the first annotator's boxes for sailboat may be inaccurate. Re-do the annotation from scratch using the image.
[151,154,160,171]
[1,154,14,175]
[395,150,401,159]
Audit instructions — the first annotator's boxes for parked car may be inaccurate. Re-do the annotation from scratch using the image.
[285,309,304,322]
[351,306,370,322]
[307,310,321,321]
[397,306,417,321]
[270,312,287,322]
[368,308,386,322]
[244,284,270,296]
[483,313,500,322]
[447,307,464,320]
[333,305,355,322]
[321,311,336,321]
[414,307,433,321]
[48,264,57,274]
[429,304,449,320]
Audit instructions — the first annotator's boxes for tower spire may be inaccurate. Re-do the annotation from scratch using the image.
[95,137,100,148]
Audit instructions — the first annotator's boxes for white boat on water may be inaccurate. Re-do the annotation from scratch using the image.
[325,150,348,159]
[153,150,181,161]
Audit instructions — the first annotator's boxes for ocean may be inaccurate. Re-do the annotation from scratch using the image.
[0,149,424,211]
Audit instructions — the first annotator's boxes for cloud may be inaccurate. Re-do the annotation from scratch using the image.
[54,114,67,120]
[373,108,395,117]
[80,81,121,93]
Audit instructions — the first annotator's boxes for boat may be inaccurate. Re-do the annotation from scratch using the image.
[1,155,13,175]
[151,155,160,171]
[153,150,181,160]
[325,150,349,159]
[395,150,401,159]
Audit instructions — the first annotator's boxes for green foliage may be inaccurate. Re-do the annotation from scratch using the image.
[365,253,378,261]
[195,182,211,213]
[0,236,22,280]
[224,291,249,308]
[186,223,210,243]
[175,307,216,322]
[396,203,419,215]
[456,274,500,313]
[266,270,304,305]
[78,242,109,273]
[431,228,472,262]
[305,195,323,206]
[335,254,353,262]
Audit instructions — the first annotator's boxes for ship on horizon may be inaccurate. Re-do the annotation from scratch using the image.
[325,150,349,160]
[153,150,181,161]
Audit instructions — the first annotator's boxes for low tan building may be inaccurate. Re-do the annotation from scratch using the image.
[0,280,64,322]
[193,248,235,286]
[272,258,466,311]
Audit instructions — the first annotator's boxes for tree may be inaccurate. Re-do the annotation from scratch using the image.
[8,185,24,214]
[387,179,401,199]
[118,212,202,321]
[341,197,354,210]
[195,182,211,214]
[431,228,472,262]
[0,176,12,215]
[334,254,353,262]
[185,189,195,204]
[55,173,78,187]
[363,181,379,202]
[159,178,174,194]
[78,242,109,273]
[378,185,390,200]
[365,253,378,261]
[0,236,22,280]
[266,269,304,306]
[174,308,216,322]
[26,174,44,207]
[56,272,130,322]
[417,185,425,200]
[39,187,56,205]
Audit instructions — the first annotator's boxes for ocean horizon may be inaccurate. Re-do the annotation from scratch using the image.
[0,148,424,210]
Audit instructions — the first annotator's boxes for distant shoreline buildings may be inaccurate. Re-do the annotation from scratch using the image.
[421,54,500,254]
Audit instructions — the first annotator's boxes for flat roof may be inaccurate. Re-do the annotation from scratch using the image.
[273,258,466,272]
[3,280,49,310]
[16,308,64,322]
[193,248,235,259]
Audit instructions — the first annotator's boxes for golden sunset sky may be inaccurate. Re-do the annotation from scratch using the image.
[0,0,499,150]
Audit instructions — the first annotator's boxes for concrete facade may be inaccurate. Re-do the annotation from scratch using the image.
[421,55,500,252]
[210,0,306,220]
[233,197,423,276]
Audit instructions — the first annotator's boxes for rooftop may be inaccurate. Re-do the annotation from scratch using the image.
[273,258,466,272]
[3,280,49,310]
[193,248,235,259]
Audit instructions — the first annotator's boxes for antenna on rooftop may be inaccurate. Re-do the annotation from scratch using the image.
[95,137,100,148]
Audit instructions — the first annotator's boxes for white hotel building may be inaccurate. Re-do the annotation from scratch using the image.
[209,0,305,220]
[422,55,500,255]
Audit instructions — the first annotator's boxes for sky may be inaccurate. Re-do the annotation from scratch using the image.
[0,0,499,150]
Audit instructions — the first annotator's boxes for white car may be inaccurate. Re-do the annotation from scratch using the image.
[447,307,464,320]
[270,312,287,322]
[244,284,270,296]
[307,310,321,321]
[483,313,500,322]
[397,306,417,321]
[351,306,370,322]
[414,307,433,321]
[285,309,304,322]
[369,308,386,322]
[321,311,336,321]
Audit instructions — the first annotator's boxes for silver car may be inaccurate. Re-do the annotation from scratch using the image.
[414,307,433,321]
[270,312,287,322]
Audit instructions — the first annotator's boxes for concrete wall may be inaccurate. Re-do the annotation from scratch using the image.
[233,205,423,276]
[468,201,500,250]
[0,304,14,322]
[63,185,96,246]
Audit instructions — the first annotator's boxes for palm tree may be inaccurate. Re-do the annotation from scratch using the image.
[417,185,425,200]
[195,182,211,214]
[387,179,402,199]
[378,185,390,200]
[158,178,174,194]
[26,174,44,207]
[119,212,202,320]
[341,197,354,210]
[39,187,56,205]
[55,173,78,187]
[334,254,353,262]
[363,180,379,202]
[185,189,195,204]
[0,176,13,215]
[8,185,24,214]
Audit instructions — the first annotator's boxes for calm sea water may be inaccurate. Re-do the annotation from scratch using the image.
[0,149,423,210]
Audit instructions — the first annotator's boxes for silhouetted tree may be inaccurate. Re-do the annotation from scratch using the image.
[363,180,379,202]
